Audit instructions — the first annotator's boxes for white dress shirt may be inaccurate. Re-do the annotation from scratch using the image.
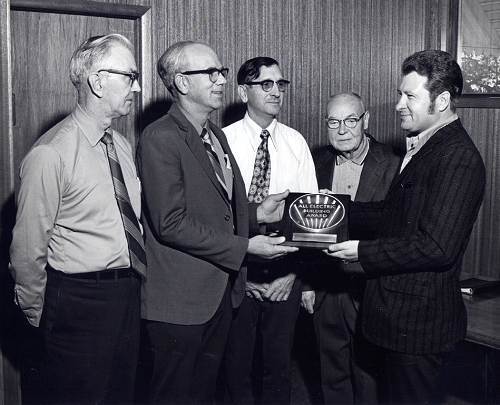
[223,113,318,195]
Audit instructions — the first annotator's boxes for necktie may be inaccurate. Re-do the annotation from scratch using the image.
[201,128,228,196]
[248,129,271,203]
[101,131,146,276]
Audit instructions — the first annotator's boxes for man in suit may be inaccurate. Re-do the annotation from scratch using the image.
[10,34,144,403]
[302,92,399,404]
[137,41,297,404]
[327,50,486,403]
[222,56,318,405]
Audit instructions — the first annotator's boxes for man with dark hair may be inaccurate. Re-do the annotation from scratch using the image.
[10,34,144,403]
[222,56,317,404]
[327,49,485,403]
[302,92,399,404]
[138,43,297,404]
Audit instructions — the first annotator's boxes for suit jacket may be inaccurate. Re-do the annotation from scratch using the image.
[352,119,486,354]
[312,136,400,307]
[137,104,250,325]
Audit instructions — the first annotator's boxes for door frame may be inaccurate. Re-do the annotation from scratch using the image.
[0,1,152,404]
[0,0,152,201]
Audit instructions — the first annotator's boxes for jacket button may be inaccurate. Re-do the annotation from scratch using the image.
[224,214,230,221]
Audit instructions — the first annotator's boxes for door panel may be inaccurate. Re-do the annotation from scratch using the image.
[11,9,137,191]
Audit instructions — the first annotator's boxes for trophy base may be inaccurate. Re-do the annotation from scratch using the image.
[283,233,338,249]
[283,241,332,249]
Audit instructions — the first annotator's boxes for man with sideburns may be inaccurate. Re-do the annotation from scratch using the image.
[137,42,297,404]
[326,50,485,403]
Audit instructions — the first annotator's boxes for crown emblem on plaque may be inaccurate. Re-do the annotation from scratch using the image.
[289,193,345,233]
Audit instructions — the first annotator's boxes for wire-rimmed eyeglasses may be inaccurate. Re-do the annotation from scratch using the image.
[325,112,366,129]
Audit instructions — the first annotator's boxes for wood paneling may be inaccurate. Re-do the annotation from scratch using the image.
[1,0,499,400]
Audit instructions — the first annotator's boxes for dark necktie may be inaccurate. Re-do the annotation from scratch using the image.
[201,128,228,196]
[248,129,271,203]
[101,131,146,276]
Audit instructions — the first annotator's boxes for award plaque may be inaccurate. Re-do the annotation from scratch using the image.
[278,193,349,249]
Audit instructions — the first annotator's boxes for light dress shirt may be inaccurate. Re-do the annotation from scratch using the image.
[331,135,370,199]
[223,113,318,196]
[9,104,142,326]
[400,114,459,172]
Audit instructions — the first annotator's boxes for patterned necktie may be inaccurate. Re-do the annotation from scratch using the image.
[201,128,228,196]
[101,131,146,276]
[248,129,271,203]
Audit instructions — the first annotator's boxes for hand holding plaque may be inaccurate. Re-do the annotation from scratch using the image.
[277,192,350,249]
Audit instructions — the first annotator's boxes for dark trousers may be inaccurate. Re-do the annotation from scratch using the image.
[223,279,302,405]
[41,268,141,404]
[313,292,378,404]
[144,283,232,404]
[379,347,452,404]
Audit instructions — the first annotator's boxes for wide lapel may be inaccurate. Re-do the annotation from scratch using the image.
[356,147,384,201]
[317,147,336,189]
[170,105,230,205]
[388,120,459,193]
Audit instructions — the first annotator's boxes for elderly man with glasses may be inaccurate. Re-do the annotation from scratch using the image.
[302,92,400,404]
[10,34,144,403]
[137,43,297,404]
[222,56,318,405]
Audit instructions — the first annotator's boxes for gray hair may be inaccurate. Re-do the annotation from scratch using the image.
[69,33,133,90]
[157,40,200,97]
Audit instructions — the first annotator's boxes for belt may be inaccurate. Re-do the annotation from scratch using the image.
[46,265,138,281]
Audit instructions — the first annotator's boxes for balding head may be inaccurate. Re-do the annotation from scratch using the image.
[327,93,365,117]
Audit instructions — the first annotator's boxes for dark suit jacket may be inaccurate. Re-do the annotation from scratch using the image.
[352,119,486,354]
[312,136,400,306]
[137,104,250,325]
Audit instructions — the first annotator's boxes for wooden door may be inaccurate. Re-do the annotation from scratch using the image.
[11,11,136,191]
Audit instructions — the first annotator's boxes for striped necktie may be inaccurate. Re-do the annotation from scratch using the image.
[248,129,271,203]
[102,131,146,276]
[201,128,228,196]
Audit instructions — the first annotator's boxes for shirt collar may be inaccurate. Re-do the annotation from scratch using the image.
[243,112,278,151]
[405,113,459,155]
[72,104,107,147]
[336,134,370,165]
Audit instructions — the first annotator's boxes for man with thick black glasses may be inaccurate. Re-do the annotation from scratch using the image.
[303,93,399,404]
[10,34,144,403]
[222,56,317,404]
[137,43,296,404]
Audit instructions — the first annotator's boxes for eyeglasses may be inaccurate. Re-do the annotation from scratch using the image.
[98,69,140,83]
[245,79,290,92]
[325,112,366,129]
[180,67,229,83]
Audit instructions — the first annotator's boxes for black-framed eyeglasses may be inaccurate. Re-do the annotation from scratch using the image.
[98,69,140,83]
[245,79,290,92]
[180,67,229,83]
[325,112,366,129]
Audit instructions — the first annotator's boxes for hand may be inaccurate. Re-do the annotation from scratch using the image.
[319,188,333,194]
[247,235,298,259]
[256,190,289,224]
[264,273,296,301]
[245,281,270,302]
[301,290,315,314]
[323,240,359,262]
